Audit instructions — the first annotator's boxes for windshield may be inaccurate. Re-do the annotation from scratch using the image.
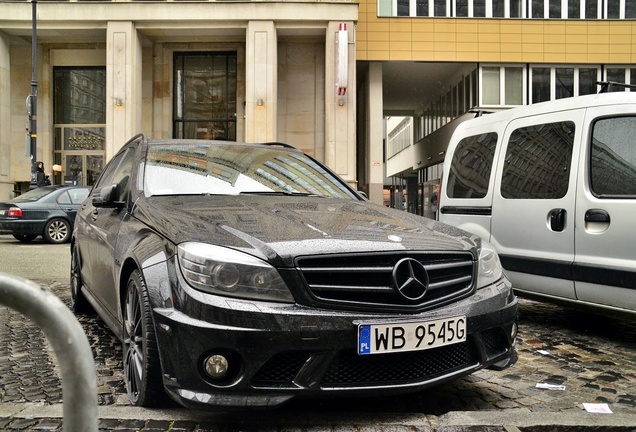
[143,143,359,199]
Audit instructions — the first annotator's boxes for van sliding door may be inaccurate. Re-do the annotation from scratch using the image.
[490,110,584,301]
[575,109,636,311]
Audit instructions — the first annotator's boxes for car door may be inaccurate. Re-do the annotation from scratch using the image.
[490,109,584,301]
[574,107,636,312]
[57,188,90,222]
[78,145,137,319]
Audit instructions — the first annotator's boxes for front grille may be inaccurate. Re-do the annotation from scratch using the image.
[321,341,477,387]
[251,341,479,389]
[481,327,509,359]
[296,252,474,311]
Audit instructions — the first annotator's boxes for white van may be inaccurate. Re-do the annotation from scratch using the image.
[439,91,636,315]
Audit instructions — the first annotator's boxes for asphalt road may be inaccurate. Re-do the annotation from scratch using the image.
[1,234,636,431]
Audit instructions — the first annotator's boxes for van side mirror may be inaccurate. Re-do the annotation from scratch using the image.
[92,184,124,209]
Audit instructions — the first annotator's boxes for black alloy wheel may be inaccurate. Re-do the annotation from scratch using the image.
[70,244,92,314]
[43,218,71,244]
[123,269,166,407]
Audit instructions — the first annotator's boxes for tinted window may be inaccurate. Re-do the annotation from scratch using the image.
[446,133,498,199]
[501,121,575,199]
[590,116,636,197]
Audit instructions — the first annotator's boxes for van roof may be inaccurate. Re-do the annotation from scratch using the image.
[457,92,636,132]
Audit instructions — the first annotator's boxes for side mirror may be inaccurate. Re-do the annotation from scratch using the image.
[92,184,123,208]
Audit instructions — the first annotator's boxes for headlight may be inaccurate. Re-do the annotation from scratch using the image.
[178,243,294,303]
[476,241,504,289]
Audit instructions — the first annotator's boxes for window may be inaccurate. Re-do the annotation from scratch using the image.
[590,116,636,197]
[481,65,525,107]
[501,121,575,199]
[173,52,237,141]
[531,66,600,103]
[446,133,498,199]
[53,67,106,187]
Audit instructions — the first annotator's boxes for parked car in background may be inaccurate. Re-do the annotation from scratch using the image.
[439,91,636,316]
[71,134,518,409]
[0,185,91,244]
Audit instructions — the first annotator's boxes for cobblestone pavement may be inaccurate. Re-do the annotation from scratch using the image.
[1,279,636,431]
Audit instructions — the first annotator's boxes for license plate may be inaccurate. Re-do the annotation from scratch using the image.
[357,315,466,355]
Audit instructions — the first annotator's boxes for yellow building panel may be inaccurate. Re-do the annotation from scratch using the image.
[522,34,544,44]
[455,20,479,33]
[565,52,589,63]
[433,20,457,33]
[521,21,544,34]
[587,54,610,63]
[390,51,414,61]
[477,51,502,62]
[609,22,632,35]
[565,22,588,35]
[434,32,458,43]
[390,21,412,32]
[479,33,501,43]
[501,42,523,54]
[499,52,524,63]
[412,51,439,61]
[545,34,566,44]
[456,41,479,53]
[544,21,566,35]
[411,20,435,33]
[544,53,566,63]
[433,51,458,61]
[522,43,544,54]
[565,33,587,44]
[434,41,457,53]
[477,21,500,34]
[457,32,479,43]
[411,32,436,43]
[412,41,436,52]
[609,34,632,45]
[368,22,391,33]
[587,23,610,35]
[521,52,545,62]
[391,32,416,42]
[368,40,391,51]
[367,51,391,61]
[609,44,631,55]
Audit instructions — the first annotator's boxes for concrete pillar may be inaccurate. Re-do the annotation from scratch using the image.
[366,62,384,205]
[245,21,277,143]
[325,21,356,185]
[0,32,10,196]
[106,21,142,160]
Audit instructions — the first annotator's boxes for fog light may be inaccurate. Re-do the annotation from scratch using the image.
[204,354,229,379]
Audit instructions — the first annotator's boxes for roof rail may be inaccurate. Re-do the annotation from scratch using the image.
[597,81,636,93]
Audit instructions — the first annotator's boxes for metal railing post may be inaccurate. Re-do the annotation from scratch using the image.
[0,272,98,432]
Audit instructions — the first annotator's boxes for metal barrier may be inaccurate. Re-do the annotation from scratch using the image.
[0,272,98,432]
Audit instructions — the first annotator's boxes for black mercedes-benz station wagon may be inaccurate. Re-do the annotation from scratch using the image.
[71,134,518,409]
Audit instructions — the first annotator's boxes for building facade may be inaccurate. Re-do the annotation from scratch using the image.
[1,0,635,210]
[0,1,356,199]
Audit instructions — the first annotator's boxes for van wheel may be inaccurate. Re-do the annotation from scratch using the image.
[123,269,166,407]
[43,218,71,244]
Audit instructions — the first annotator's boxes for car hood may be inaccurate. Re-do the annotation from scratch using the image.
[134,195,479,266]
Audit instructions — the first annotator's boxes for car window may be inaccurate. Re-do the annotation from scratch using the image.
[69,188,90,204]
[143,144,358,199]
[501,121,575,199]
[57,191,71,205]
[11,186,56,202]
[94,148,136,202]
[590,115,636,198]
[446,132,498,199]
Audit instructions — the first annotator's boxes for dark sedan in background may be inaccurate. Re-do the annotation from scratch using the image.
[0,185,90,244]
[71,134,518,410]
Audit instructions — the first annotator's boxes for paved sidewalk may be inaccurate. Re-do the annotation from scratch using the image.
[1,280,636,431]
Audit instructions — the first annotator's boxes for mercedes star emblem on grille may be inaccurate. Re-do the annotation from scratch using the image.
[392,258,429,301]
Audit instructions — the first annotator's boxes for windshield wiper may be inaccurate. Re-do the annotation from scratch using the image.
[239,191,325,197]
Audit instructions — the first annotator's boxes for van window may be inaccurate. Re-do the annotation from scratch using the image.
[446,132,498,199]
[590,116,636,197]
[501,121,575,199]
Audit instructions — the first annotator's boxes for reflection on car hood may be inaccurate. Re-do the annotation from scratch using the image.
[134,195,478,265]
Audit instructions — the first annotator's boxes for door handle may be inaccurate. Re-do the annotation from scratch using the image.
[585,209,610,223]
[549,208,566,232]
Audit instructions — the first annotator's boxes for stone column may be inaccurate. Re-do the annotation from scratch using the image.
[325,21,356,185]
[106,21,142,159]
[0,32,10,192]
[245,21,277,143]
[366,62,384,205]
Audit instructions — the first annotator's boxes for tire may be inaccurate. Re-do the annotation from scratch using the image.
[43,218,71,244]
[70,244,93,314]
[123,269,166,407]
[13,234,37,242]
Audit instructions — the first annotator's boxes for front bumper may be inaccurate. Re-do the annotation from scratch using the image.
[151,275,517,409]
